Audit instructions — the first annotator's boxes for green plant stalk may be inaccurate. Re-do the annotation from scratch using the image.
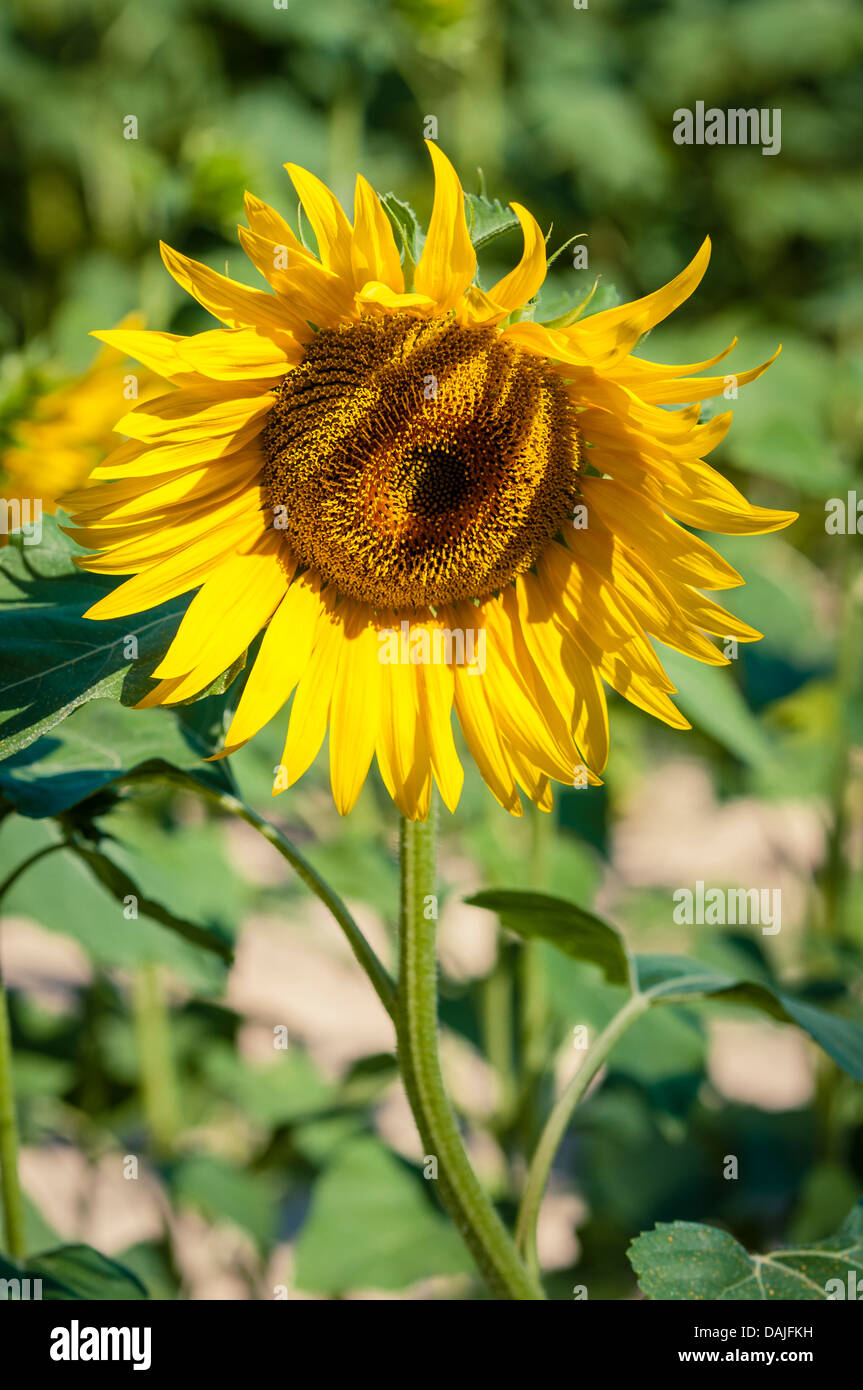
[813,556,861,1162]
[822,551,861,940]
[517,805,551,1145]
[158,776,397,1020]
[0,837,71,1261]
[0,840,69,903]
[132,964,180,1156]
[224,793,397,1018]
[480,953,517,1128]
[516,990,651,1280]
[0,963,25,1259]
[396,803,544,1300]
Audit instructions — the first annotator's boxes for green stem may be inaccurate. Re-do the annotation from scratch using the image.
[0,840,68,902]
[132,964,180,1156]
[396,803,544,1300]
[0,959,25,1259]
[480,952,516,1128]
[822,552,861,940]
[518,805,551,1145]
[228,794,396,1018]
[161,777,397,1020]
[516,991,651,1281]
[0,837,71,1259]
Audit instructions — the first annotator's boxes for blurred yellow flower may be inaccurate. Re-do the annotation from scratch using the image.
[2,315,153,519]
[67,144,795,819]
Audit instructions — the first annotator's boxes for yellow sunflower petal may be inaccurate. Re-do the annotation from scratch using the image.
[510,578,610,775]
[575,237,712,340]
[375,644,433,821]
[81,511,264,618]
[221,571,321,750]
[285,163,355,284]
[453,654,522,815]
[580,477,744,591]
[91,427,263,478]
[153,534,290,683]
[89,329,186,382]
[115,386,273,446]
[244,191,312,263]
[238,225,357,326]
[160,241,301,338]
[486,202,547,312]
[328,602,383,815]
[355,282,436,314]
[351,175,404,294]
[279,589,343,788]
[504,744,554,811]
[637,346,782,405]
[172,327,304,382]
[414,632,464,813]
[413,142,476,314]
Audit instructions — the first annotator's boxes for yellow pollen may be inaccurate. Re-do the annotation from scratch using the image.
[261,312,581,608]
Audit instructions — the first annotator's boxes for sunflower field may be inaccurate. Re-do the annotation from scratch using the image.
[0,0,862,1319]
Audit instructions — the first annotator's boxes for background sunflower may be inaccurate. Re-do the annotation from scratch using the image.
[0,0,860,1304]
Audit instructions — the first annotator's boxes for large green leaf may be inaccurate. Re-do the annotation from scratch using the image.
[0,698,233,817]
[71,840,233,963]
[294,1138,473,1293]
[628,1202,863,1300]
[467,891,863,1081]
[0,519,189,758]
[636,954,863,1081]
[0,816,228,989]
[0,1244,148,1300]
[466,889,632,986]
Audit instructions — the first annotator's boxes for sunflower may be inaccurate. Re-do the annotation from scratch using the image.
[66,143,795,820]
[2,315,154,522]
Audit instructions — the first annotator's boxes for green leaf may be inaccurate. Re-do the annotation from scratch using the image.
[170,1155,278,1250]
[467,887,863,1082]
[201,1044,334,1126]
[294,1138,473,1293]
[0,1245,148,1300]
[0,698,233,817]
[628,1202,863,1300]
[463,193,520,250]
[0,518,190,758]
[0,816,227,990]
[636,954,863,1081]
[379,192,422,270]
[465,889,631,986]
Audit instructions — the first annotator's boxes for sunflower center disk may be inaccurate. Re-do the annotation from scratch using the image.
[261,312,581,609]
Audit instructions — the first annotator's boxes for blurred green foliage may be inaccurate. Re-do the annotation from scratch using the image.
[0,0,862,1300]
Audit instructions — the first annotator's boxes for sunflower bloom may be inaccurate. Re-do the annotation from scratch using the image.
[66,143,795,819]
[2,315,154,519]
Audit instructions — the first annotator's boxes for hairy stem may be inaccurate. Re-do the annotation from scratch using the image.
[396,803,544,1300]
